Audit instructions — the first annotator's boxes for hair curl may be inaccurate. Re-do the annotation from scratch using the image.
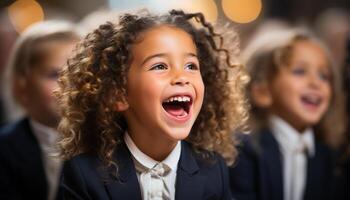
[57,10,248,166]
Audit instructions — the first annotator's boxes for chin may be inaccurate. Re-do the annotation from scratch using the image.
[166,128,191,141]
[300,117,321,127]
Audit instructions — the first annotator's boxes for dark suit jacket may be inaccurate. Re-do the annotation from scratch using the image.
[333,152,350,200]
[60,141,232,200]
[0,118,58,200]
[229,129,334,200]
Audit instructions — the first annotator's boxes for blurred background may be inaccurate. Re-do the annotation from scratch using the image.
[0,0,349,126]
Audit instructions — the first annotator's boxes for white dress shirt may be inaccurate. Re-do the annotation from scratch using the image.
[30,119,61,200]
[124,133,181,200]
[270,115,315,200]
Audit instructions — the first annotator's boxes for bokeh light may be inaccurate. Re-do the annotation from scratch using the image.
[222,0,262,23]
[108,0,218,23]
[7,0,45,33]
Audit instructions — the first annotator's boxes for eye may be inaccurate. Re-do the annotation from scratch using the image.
[291,67,305,76]
[319,71,330,82]
[150,63,168,71]
[46,69,59,80]
[185,63,199,70]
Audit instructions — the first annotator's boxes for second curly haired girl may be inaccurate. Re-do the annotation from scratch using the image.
[58,10,248,200]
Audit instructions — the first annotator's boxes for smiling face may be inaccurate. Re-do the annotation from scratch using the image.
[121,25,204,147]
[268,39,332,132]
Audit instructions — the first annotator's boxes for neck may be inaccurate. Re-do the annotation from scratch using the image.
[128,130,178,161]
[270,114,309,134]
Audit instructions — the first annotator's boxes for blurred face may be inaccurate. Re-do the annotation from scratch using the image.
[122,25,204,144]
[19,40,77,128]
[268,40,332,132]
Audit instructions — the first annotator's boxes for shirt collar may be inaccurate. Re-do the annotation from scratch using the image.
[29,118,58,150]
[124,132,181,171]
[270,115,315,157]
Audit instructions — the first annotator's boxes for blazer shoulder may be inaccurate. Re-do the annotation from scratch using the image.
[179,142,232,200]
[0,118,30,140]
[61,153,110,200]
[187,144,225,169]
[64,153,105,177]
[0,118,36,155]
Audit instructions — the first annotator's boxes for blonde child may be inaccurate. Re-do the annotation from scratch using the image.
[57,10,248,200]
[229,28,345,200]
[0,21,80,200]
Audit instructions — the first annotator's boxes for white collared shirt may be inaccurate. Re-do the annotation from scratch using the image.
[29,119,61,200]
[124,133,181,200]
[270,115,315,200]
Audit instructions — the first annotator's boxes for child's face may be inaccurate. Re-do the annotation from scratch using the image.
[122,25,204,143]
[20,41,77,127]
[267,40,332,132]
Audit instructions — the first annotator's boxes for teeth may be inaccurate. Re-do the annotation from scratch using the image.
[164,96,191,103]
[303,95,320,104]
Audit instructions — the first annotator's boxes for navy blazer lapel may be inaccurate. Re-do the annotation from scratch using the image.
[104,143,142,200]
[175,142,204,200]
[304,149,318,200]
[303,143,333,200]
[258,129,283,200]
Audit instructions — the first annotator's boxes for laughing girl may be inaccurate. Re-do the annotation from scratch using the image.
[57,10,248,200]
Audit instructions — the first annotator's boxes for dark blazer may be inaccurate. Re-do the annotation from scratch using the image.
[0,118,58,200]
[61,141,232,200]
[229,129,334,200]
[333,152,350,200]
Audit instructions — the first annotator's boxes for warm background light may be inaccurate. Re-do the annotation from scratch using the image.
[170,0,218,23]
[7,0,45,33]
[222,0,262,23]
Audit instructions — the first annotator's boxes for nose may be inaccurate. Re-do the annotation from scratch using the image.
[170,68,190,86]
[308,73,322,88]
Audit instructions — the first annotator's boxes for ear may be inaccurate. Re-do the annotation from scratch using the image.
[250,82,273,108]
[114,99,129,112]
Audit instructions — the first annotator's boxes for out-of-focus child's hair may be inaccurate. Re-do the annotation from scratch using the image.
[57,10,249,166]
[2,20,81,123]
[243,28,345,147]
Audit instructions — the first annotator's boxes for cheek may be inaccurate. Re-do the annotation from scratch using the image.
[323,84,332,105]
[37,79,59,101]
[197,79,205,102]
[127,76,164,106]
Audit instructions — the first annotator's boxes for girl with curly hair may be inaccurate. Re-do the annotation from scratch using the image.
[229,28,345,200]
[58,9,248,200]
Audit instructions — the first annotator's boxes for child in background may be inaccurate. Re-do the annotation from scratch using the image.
[0,21,80,200]
[229,28,345,200]
[57,10,248,200]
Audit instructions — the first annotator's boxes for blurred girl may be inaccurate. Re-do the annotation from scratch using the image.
[0,21,80,200]
[229,28,345,200]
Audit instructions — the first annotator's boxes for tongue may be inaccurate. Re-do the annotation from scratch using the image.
[164,104,186,117]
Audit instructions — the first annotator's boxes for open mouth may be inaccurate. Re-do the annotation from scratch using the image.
[301,95,321,107]
[162,95,192,118]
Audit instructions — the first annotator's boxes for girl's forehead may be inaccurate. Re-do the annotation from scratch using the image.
[132,25,196,49]
[136,24,190,39]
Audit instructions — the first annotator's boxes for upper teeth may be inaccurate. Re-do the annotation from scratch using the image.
[165,96,191,103]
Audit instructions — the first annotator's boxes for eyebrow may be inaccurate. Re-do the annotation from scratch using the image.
[141,52,198,66]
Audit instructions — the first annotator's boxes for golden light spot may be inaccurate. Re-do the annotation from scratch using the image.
[222,0,262,23]
[7,0,44,33]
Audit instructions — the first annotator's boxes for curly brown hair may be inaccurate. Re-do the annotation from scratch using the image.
[243,28,346,147]
[57,10,248,166]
